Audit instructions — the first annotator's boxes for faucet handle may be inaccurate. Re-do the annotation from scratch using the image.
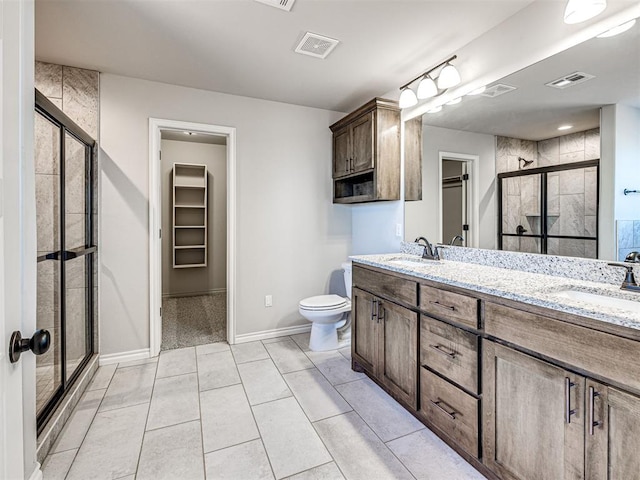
[608,263,638,288]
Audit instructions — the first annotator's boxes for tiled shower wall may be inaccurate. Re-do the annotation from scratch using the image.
[617,220,640,262]
[497,129,600,258]
[34,61,99,368]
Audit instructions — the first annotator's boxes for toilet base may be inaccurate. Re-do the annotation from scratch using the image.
[309,318,347,351]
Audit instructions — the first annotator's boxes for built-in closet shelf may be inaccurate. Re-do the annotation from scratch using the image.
[173,162,207,268]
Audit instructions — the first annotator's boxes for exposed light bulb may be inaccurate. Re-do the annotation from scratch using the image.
[399,88,418,109]
[564,0,607,24]
[427,106,443,114]
[446,97,462,105]
[597,19,636,37]
[437,63,461,89]
[467,86,486,96]
[417,76,438,99]
[558,125,573,131]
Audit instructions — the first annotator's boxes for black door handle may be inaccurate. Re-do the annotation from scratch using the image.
[9,329,51,363]
[516,225,528,236]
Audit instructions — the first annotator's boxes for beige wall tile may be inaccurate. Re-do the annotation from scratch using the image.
[36,61,63,99]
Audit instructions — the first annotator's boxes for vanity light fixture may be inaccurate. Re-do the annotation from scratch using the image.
[446,97,462,105]
[563,0,607,24]
[467,85,486,96]
[597,18,636,37]
[427,106,443,114]
[398,55,460,108]
[558,125,573,130]
[399,87,418,108]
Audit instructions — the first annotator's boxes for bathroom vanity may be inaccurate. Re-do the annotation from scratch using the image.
[350,252,640,480]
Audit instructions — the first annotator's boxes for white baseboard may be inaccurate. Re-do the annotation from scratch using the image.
[234,324,311,344]
[162,288,226,299]
[29,463,42,480]
[99,348,152,366]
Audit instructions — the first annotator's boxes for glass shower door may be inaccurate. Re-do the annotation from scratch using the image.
[35,91,96,430]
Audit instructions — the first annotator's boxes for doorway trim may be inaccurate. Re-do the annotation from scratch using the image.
[438,152,480,248]
[149,118,237,357]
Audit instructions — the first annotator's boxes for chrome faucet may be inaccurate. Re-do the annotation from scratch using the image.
[414,236,440,260]
[608,259,640,293]
[450,235,465,246]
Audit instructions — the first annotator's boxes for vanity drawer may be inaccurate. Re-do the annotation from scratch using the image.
[485,302,640,393]
[420,368,479,458]
[353,265,417,306]
[420,284,479,329]
[420,316,479,394]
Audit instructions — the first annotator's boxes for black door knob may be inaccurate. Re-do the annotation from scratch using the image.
[9,329,51,364]
[516,225,528,236]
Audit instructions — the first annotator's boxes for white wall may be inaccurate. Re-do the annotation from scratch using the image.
[100,74,351,354]
[161,140,227,296]
[613,104,640,221]
[405,125,496,249]
[351,202,403,255]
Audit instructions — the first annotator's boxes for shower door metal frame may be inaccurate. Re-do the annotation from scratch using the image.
[35,89,97,433]
[497,159,600,255]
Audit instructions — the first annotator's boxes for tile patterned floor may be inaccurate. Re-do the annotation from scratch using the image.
[41,333,486,480]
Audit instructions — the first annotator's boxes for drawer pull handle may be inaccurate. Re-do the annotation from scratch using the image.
[565,377,577,424]
[430,399,457,420]
[589,386,602,435]
[371,299,377,321]
[429,344,457,359]
[429,300,455,312]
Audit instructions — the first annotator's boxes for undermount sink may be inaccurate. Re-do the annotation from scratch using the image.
[553,290,640,314]
[388,257,440,268]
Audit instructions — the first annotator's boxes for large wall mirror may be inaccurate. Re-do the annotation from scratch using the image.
[403,18,639,262]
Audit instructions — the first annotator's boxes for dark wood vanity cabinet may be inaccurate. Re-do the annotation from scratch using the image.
[330,98,401,204]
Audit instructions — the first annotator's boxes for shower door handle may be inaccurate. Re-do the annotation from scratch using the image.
[62,246,97,260]
[9,329,51,363]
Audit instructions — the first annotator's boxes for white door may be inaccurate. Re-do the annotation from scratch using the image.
[1,0,38,479]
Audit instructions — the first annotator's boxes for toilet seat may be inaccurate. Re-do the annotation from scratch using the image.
[299,294,347,311]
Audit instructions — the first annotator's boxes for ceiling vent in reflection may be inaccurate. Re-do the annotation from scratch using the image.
[294,32,340,59]
[545,71,595,89]
[480,84,517,98]
[254,0,296,12]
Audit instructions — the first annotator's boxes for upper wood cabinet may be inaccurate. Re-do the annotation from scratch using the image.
[404,117,423,201]
[330,98,400,204]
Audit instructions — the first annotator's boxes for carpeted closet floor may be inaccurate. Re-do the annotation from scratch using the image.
[161,292,226,350]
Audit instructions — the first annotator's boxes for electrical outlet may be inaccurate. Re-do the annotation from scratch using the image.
[265,295,273,307]
[396,223,402,237]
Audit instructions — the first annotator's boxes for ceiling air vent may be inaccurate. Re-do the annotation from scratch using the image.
[254,0,295,12]
[294,32,340,59]
[545,71,595,89]
[480,84,517,98]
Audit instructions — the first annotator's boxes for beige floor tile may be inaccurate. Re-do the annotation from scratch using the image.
[136,420,205,480]
[41,449,77,480]
[283,368,351,422]
[201,384,259,453]
[146,372,200,431]
[51,389,105,453]
[283,462,345,480]
[253,396,332,479]
[289,333,311,352]
[387,429,487,479]
[205,439,274,480]
[66,403,148,480]
[231,341,270,364]
[197,350,241,391]
[196,342,230,356]
[117,356,158,369]
[306,350,364,386]
[237,359,291,405]
[156,346,196,378]
[314,412,413,480]
[336,377,423,442]
[265,338,315,374]
[98,363,156,412]
[87,364,116,391]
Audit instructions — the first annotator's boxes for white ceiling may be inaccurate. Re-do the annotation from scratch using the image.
[420,19,640,140]
[162,130,227,145]
[35,0,534,112]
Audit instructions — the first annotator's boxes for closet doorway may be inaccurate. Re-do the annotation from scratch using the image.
[149,119,237,356]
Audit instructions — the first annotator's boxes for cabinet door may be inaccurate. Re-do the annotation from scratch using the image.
[483,341,585,480]
[351,287,379,375]
[333,126,351,178]
[379,299,418,409]
[350,112,374,173]
[586,380,640,480]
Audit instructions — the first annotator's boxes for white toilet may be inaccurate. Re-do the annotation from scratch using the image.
[299,262,352,351]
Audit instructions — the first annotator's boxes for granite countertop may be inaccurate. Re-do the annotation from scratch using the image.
[350,253,640,332]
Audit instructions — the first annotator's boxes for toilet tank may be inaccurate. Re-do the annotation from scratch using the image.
[341,262,352,299]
